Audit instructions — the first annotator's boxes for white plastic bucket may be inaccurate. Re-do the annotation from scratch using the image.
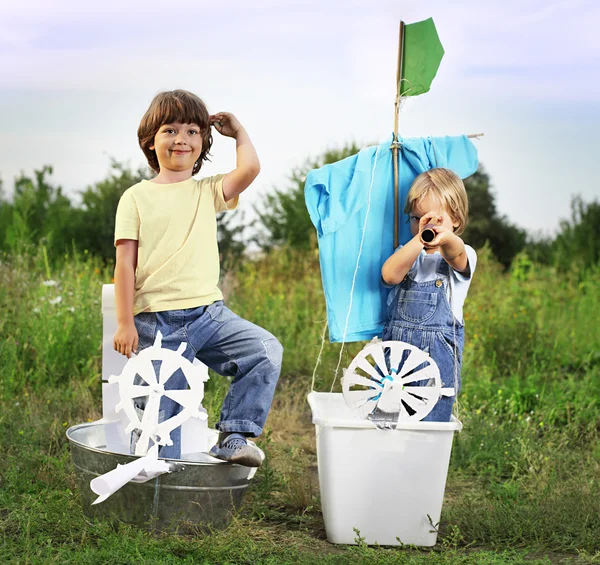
[307,392,461,546]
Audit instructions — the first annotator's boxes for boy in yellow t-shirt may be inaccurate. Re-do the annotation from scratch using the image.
[113,89,282,467]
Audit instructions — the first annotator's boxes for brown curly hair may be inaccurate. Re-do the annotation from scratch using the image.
[137,90,212,176]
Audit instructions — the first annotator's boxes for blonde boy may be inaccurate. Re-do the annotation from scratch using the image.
[381,168,476,421]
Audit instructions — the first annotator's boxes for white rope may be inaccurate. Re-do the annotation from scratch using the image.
[310,318,329,392]
[448,272,461,421]
[328,145,382,393]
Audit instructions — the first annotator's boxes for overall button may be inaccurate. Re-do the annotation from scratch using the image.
[435,279,443,288]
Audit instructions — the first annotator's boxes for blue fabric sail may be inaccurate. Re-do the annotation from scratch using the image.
[304,135,478,343]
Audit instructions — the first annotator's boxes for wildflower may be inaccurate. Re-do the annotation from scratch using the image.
[42,280,59,287]
[526,416,531,423]
[33,307,40,314]
[68,307,75,313]
[49,296,62,305]
[15,402,20,407]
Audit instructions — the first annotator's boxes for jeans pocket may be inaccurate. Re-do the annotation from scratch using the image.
[134,313,157,349]
[206,300,236,323]
[398,290,437,323]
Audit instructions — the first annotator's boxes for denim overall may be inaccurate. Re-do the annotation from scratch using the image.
[382,259,464,422]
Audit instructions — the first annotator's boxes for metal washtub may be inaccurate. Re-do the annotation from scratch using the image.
[66,421,252,533]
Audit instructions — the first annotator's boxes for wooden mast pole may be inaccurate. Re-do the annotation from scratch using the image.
[393,21,405,250]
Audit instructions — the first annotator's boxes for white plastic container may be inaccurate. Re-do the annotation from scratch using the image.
[308,391,461,546]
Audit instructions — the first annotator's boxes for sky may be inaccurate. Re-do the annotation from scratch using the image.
[0,0,598,236]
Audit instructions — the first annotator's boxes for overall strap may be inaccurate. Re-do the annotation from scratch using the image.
[435,257,450,277]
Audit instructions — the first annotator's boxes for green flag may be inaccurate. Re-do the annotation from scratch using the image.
[400,18,444,97]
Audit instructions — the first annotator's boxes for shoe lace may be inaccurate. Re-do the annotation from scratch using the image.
[222,434,247,450]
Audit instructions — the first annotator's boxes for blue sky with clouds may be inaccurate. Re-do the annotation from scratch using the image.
[1,0,598,235]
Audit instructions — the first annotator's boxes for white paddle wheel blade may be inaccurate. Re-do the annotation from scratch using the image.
[398,348,430,378]
[162,389,198,410]
[134,393,161,456]
[140,394,161,431]
[368,343,389,376]
[344,373,382,390]
[399,365,437,386]
[135,357,157,386]
[354,357,385,381]
[182,365,205,389]
[389,342,403,374]
[158,355,181,386]
[402,386,440,404]
[129,385,151,399]
[399,390,428,413]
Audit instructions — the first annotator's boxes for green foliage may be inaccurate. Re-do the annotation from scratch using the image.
[1,245,600,562]
[217,209,249,271]
[72,160,151,263]
[253,143,362,251]
[553,195,600,270]
[1,166,75,257]
[0,161,246,268]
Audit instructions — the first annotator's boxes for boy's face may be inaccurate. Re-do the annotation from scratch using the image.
[150,122,203,175]
[409,193,457,239]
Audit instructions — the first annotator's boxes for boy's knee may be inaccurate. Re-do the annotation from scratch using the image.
[261,336,283,369]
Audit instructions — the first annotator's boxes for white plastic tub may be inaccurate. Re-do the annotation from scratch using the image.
[308,392,461,546]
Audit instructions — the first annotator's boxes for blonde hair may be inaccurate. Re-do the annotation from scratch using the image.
[404,168,469,235]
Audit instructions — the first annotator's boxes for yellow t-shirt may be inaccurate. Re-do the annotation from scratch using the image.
[114,174,238,315]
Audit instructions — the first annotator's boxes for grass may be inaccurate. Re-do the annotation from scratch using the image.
[0,244,599,564]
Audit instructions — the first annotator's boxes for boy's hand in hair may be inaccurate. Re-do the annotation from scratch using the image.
[210,112,243,139]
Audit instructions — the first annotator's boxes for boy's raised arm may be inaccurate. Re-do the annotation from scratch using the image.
[211,112,260,202]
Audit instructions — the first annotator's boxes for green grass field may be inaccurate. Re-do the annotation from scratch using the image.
[1,245,599,564]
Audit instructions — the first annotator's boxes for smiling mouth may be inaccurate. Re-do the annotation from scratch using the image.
[171,149,191,155]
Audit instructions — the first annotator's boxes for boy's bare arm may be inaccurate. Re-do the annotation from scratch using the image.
[113,239,139,358]
[381,236,424,285]
[428,228,469,275]
[211,112,260,202]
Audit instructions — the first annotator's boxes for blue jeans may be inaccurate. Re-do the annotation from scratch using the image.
[133,301,283,458]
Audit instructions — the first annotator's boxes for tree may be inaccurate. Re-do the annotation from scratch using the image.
[253,143,362,251]
[72,161,151,263]
[217,209,248,270]
[462,167,527,268]
[2,166,74,256]
[552,196,600,270]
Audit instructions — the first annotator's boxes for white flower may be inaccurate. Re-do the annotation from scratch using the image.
[42,280,59,287]
[33,307,40,314]
[49,296,63,305]
[68,307,75,313]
